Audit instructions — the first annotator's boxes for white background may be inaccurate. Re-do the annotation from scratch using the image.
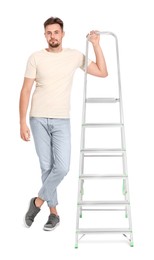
[0,0,154,259]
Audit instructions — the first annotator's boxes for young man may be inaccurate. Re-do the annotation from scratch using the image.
[19,17,108,231]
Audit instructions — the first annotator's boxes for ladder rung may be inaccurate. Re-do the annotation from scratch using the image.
[79,174,128,179]
[76,228,132,234]
[86,98,120,103]
[82,123,123,127]
[82,208,126,211]
[81,148,125,153]
[84,154,123,157]
[78,201,129,206]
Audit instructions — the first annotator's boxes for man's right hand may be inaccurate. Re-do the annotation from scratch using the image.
[20,123,31,141]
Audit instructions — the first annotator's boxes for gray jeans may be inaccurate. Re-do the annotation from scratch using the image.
[30,117,71,207]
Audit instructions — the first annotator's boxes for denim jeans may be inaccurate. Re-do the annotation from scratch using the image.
[30,117,71,207]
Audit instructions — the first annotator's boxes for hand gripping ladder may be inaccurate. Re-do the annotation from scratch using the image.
[75,32,134,248]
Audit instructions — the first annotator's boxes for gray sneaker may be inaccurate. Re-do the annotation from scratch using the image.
[25,197,40,227]
[43,213,60,231]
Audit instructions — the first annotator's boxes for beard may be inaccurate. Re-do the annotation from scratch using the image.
[49,40,60,48]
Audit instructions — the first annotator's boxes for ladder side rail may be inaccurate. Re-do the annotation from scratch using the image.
[112,34,131,205]
[112,33,133,236]
[75,38,89,248]
[97,32,133,243]
[79,37,89,176]
[82,37,89,124]
[111,32,133,237]
[79,38,89,199]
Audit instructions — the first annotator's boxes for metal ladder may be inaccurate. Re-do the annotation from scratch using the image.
[75,31,134,248]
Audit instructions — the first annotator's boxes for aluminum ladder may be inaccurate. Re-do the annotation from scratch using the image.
[75,31,134,248]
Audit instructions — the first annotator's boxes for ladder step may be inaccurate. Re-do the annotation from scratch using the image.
[81,148,125,153]
[84,154,123,157]
[79,174,128,179]
[82,123,123,127]
[86,98,120,103]
[78,200,129,206]
[76,228,132,234]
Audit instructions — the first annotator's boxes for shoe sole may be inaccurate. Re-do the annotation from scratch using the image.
[24,217,31,228]
[43,222,60,231]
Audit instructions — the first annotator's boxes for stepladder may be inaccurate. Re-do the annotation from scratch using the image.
[75,31,134,248]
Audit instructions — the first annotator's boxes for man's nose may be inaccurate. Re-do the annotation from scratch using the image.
[50,34,55,38]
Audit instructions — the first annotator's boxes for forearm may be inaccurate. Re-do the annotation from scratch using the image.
[19,89,31,124]
[93,43,108,77]
[87,30,108,77]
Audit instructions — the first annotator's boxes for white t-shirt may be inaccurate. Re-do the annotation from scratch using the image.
[24,48,91,118]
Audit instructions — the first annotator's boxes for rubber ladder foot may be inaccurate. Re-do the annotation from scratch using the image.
[125,212,128,218]
[130,241,134,247]
[75,244,78,249]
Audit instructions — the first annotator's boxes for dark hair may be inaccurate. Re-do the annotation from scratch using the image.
[44,17,64,31]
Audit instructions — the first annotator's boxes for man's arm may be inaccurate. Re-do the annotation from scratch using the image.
[87,30,108,78]
[19,77,35,141]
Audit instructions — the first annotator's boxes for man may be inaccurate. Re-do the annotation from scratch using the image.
[19,16,108,231]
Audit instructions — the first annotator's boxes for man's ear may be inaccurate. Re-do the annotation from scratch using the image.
[62,31,65,38]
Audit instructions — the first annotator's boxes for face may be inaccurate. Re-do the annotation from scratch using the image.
[44,24,65,48]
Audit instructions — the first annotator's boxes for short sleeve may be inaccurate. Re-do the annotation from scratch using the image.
[24,54,36,79]
[78,52,92,71]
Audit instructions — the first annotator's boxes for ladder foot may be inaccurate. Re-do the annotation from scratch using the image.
[125,212,128,218]
[75,243,78,249]
[130,241,134,247]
